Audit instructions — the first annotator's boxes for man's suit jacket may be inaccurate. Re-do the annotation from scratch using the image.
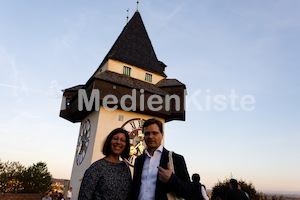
[131,147,192,200]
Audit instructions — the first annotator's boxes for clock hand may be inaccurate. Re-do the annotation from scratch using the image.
[135,141,144,153]
[138,132,144,138]
[78,141,82,154]
[134,141,141,148]
[138,144,144,153]
[129,146,137,155]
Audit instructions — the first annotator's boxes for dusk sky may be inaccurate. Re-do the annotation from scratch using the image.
[0,0,299,195]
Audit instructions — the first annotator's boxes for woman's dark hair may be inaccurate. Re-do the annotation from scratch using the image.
[102,128,130,159]
[142,118,163,133]
[191,173,202,199]
[192,173,200,183]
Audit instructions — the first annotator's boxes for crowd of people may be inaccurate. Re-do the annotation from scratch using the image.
[43,118,249,200]
[42,187,72,200]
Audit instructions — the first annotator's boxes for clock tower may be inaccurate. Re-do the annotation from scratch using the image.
[60,11,186,199]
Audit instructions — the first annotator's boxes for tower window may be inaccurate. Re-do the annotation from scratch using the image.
[145,73,152,82]
[123,66,131,76]
[66,98,71,106]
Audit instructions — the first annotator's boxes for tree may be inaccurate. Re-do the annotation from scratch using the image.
[238,180,257,199]
[211,178,259,200]
[0,160,52,194]
[0,160,25,193]
[211,179,230,200]
[20,162,52,193]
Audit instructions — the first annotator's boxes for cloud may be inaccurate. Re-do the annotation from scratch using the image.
[0,83,40,93]
[0,46,23,96]
[44,80,63,99]
[0,79,63,100]
[0,47,63,98]
[164,4,184,21]
[147,3,185,26]
[54,13,87,51]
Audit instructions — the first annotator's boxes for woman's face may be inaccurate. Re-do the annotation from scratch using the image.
[110,132,126,156]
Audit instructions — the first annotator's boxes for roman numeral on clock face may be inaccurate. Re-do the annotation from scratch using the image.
[130,121,136,130]
[121,118,146,167]
[138,120,144,129]
[129,120,144,130]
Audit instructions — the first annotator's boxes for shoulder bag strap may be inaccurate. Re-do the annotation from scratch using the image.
[168,151,175,173]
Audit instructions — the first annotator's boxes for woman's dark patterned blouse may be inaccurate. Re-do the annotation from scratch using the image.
[78,158,131,200]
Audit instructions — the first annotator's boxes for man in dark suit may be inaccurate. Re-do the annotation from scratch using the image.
[131,118,192,200]
[225,179,249,200]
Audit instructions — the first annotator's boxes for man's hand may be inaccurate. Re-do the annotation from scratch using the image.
[157,162,173,183]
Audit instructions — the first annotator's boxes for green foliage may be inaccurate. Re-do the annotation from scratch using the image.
[239,180,257,199]
[20,162,52,193]
[0,160,52,194]
[211,178,258,200]
[211,179,230,200]
[0,160,25,193]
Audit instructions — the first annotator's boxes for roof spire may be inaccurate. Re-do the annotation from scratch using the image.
[126,9,129,23]
[99,11,167,77]
[137,0,139,12]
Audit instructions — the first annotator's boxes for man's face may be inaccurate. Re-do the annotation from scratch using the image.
[144,123,163,152]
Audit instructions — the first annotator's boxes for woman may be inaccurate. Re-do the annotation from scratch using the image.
[78,128,131,200]
[191,173,209,200]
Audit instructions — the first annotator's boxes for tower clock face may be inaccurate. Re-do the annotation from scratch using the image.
[121,118,145,167]
[76,119,91,165]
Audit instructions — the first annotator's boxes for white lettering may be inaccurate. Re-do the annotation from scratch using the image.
[147,95,163,111]
[120,89,137,111]
[103,94,118,111]
[78,89,100,111]
[240,95,256,111]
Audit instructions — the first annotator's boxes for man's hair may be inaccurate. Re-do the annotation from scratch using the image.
[192,173,200,183]
[142,118,163,133]
[102,128,130,159]
[229,178,238,189]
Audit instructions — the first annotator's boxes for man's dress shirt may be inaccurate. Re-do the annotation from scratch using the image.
[138,145,163,200]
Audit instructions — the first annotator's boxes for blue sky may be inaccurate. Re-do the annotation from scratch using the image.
[0,0,299,194]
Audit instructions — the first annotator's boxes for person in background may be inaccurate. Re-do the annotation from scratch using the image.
[191,173,209,200]
[225,179,248,200]
[66,187,72,200]
[238,184,249,199]
[78,128,131,200]
[42,193,52,200]
[57,193,64,200]
[131,118,192,200]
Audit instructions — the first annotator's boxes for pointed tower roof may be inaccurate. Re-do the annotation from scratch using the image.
[98,11,166,77]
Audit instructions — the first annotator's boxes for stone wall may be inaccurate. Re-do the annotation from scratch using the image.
[0,194,45,200]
